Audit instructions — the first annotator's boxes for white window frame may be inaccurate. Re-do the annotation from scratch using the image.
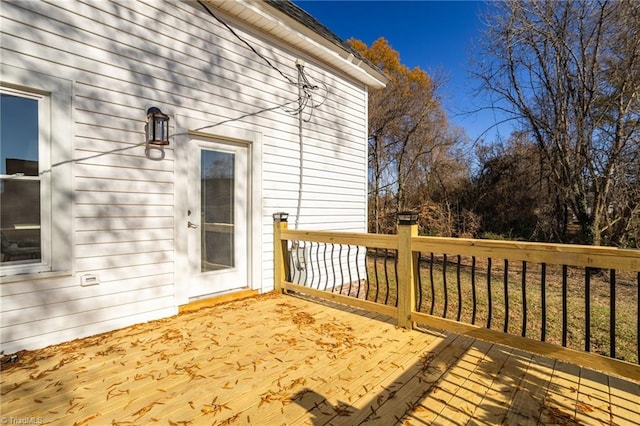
[0,88,51,274]
[1,64,73,278]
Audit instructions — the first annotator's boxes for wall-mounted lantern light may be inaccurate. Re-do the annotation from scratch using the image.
[397,211,419,225]
[145,107,170,146]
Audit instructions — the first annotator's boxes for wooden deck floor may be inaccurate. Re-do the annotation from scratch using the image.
[1,293,639,425]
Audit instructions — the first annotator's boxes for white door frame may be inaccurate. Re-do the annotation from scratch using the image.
[187,139,248,298]
[174,115,263,308]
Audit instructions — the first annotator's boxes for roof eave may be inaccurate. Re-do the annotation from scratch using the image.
[207,0,388,89]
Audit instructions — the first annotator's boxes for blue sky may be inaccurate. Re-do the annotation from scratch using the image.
[293,0,511,144]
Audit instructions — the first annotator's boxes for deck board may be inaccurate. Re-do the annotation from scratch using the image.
[427,338,496,424]
[1,293,638,425]
[503,353,556,425]
[609,376,640,425]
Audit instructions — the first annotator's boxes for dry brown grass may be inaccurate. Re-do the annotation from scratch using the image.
[357,255,639,364]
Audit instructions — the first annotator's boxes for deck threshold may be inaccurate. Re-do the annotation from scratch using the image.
[178,288,259,313]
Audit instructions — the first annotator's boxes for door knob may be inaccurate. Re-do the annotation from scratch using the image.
[187,221,198,229]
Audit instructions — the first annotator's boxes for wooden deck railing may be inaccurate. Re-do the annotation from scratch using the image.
[273,213,640,381]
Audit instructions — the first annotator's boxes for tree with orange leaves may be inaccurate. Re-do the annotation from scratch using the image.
[349,38,468,234]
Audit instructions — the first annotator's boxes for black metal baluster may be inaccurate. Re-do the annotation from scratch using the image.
[541,263,547,342]
[322,243,329,291]
[585,267,591,352]
[312,242,318,288]
[330,244,336,292]
[355,245,362,299]
[347,245,353,296]
[373,249,380,303]
[471,256,477,325]
[417,252,423,311]
[562,265,568,347]
[487,258,492,329]
[456,255,462,322]
[521,261,527,337]
[288,242,295,283]
[303,241,308,272]
[442,254,448,318]
[300,241,306,283]
[313,243,320,288]
[304,241,313,287]
[394,250,399,307]
[610,269,616,359]
[365,248,371,300]
[429,253,435,315]
[289,242,297,283]
[504,259,509,333]
[285,244,291,282]
[384,249,390,305]
[338,244,344,294]
[316,242,322,289]
[303,242,311,287]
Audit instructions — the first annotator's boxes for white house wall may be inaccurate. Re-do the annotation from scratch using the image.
[0,0,369,354]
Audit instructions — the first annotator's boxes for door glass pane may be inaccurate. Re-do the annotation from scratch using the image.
[201,150,234,272]
[1,93,41,264]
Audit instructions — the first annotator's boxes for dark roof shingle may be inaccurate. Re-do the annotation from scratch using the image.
[264,0,378,71]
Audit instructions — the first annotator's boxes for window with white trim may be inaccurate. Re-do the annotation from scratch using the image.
[1,65,73,277]
[0,89,51,272]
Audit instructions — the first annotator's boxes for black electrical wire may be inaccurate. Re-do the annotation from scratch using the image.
[191,97,302,134]
[198,0,297,86]
[196,1,329,126]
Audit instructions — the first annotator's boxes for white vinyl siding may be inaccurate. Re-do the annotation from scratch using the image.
[0,0,370,353]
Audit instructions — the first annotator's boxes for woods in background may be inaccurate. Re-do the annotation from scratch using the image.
[352,0,639,248]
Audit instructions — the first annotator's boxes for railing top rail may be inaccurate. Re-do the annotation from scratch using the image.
[412,235,640,270]
[280,229,397,250]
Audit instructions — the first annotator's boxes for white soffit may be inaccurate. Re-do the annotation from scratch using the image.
[209,0,388,89]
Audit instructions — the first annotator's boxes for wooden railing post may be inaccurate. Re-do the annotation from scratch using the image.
[273,212,289,293]
[397,212,419,329]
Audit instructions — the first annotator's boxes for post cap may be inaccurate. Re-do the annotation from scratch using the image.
[272,212,289,222]
[397,211,418,225]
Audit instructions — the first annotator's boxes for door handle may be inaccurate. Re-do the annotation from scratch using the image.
[187,221,199,229]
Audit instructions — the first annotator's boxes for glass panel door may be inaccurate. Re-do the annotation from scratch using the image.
[187,139,248,299]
